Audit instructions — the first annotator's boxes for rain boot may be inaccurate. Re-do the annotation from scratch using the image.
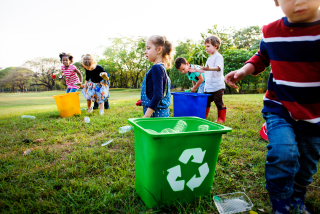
[291,183,311,214]
[270,197,291,214]
[216,107,227,123]
[205,107,210,119]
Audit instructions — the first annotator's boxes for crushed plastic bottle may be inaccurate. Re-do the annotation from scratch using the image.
[198,124,209,131]
[146,129,158,134]
[84,116,90,123]
[161,128,177,134]
[119,126,133,133]
[101,139,113,146]
[173,120,187,132]
[21,115,36,119]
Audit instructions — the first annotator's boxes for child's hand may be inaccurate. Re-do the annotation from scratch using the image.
[188,67,198,73]
[191,87,196,93]
[202,65,211,71]
[225,69,247,89]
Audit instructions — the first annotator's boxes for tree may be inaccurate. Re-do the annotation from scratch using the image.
[233,26,262,50]
[23,58,60,91]
[0,67,33,92]
[102,36,151,88]
[223,48,258,94]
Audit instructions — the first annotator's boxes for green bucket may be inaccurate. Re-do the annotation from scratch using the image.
[128,117,232,208]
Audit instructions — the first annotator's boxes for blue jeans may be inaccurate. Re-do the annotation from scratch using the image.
[66,88,78,93]
[263,112,320,200]
[197,82,205,93]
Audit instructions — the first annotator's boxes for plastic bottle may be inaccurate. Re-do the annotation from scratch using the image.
[84,116,90,123]
[119,126,133,133]
[161,128,177,134]
[198,124,209,131]
[100,73,109,81]
[174,120,188,132]
[21,115,36,119]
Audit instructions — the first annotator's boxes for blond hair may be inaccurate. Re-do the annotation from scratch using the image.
[148,35,174,69]
[81,54,97,71]
[205,35,221,50]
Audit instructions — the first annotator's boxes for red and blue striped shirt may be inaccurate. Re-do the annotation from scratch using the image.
[247,17,320,135]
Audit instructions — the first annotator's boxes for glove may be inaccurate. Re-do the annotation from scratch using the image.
[136,99,142,106]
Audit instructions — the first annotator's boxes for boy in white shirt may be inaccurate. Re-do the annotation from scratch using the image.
[190,35,226,122]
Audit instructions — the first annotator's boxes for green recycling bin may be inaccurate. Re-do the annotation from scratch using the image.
[128,117,232,208]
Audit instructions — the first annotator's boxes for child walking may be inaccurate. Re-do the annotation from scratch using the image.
[81,54,109,116]
[59,52,83,93]
[225,0,320,213]
[189,35,226,122]
[141,35,173,118]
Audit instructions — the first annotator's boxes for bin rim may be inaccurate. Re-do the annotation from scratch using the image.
[128,117,232,137]
[171,92,211,97]
[52,91,80,98]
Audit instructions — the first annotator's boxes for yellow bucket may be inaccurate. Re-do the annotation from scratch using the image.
[53,92,81,118]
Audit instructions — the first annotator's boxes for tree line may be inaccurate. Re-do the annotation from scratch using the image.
[0,25,270,94]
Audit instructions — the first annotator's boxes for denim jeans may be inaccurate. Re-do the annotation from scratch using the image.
[197,82,205,93]
[66,88,78,93]
[263,112,320,200]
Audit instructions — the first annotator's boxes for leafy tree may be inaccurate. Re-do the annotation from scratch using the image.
[23,58,60,91]
[223,48,258,93]
[233,26,262,50]
[102,36,151,88]
[0,67,33,92]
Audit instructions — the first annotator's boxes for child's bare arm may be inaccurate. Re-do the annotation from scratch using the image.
[202,64,220,71]
[74,68,83,83]
[143,108,154,118]
[225,63,255,89]
[191,75,204,92]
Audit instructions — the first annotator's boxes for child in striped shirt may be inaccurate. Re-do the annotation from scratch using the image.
[59,53,83,93]
[225,0,320,213]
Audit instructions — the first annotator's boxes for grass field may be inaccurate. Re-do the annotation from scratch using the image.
[0,90,319,213]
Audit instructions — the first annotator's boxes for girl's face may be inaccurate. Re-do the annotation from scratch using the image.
[145,39,161,63]
[62,56,70,67]
[205,43,218,55]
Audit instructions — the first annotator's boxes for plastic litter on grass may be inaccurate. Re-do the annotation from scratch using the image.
[213,192,253,214]
[101,139,113,146]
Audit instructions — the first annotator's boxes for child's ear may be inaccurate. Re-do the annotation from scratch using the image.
[156,46,163,54]
[274,0,279,6]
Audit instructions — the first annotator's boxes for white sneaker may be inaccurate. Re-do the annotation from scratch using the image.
[87,107,93,113]
[99,110,104,115]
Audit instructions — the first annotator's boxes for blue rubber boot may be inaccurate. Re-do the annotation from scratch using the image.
[290,183,311,214]
[270,197,291,214]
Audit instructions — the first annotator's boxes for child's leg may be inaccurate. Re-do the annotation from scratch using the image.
[66,88,70,93]
[263,112,299,213]
[213,89,226,122]
[291,132,320,212]
[205,92,213,118]
[69,88,78,93]
[87,100,93,113]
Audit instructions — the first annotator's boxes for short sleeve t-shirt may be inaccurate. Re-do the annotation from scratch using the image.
[186,64,205,83]
[204,52,225,92]
[85,65,106,83]
[61,64,80,89]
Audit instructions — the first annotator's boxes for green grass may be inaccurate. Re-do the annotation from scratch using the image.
[0,91,319,213]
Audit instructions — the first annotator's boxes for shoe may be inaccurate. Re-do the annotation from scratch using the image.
[205,107,210,119]
[270,197,291,214]
[291,183,311,214]
[99,110,104,115]
[87,107,93,113]
[216,107,227,123]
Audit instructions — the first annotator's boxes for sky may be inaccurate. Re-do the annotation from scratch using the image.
[0,0,284,69]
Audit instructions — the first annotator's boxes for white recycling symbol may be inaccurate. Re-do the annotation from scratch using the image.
[166,148,209,191]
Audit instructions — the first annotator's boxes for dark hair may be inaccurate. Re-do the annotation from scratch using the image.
[204,35,221,50]
[148,35,174,69]
[59,52,74,63]
[175,57,188,69]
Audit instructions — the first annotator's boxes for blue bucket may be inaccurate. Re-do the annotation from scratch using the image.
[171,92,211,119]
